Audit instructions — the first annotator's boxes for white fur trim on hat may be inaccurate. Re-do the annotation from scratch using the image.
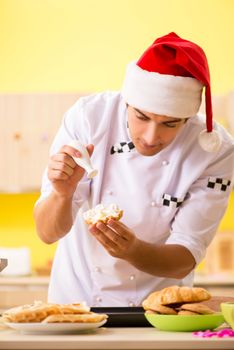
[121,61,204,118]
[198,129,222,152]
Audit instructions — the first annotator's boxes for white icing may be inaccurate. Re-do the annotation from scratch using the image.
[83,203,121,224]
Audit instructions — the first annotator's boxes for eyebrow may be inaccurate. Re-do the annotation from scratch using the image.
[134,108,181,123]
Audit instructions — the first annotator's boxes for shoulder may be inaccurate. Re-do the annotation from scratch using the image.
[64,91,123,126]
[62,91,125,142]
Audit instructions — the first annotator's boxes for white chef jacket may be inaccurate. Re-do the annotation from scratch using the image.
[37,91,234,307]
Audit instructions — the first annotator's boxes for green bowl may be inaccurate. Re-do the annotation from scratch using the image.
[221,302,234,330]
[145,313,225,332]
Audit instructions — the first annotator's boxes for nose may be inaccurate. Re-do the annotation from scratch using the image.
[143,122,161,146]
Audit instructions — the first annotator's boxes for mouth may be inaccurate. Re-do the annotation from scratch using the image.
[135,139,164,156]
[139,139,162,149]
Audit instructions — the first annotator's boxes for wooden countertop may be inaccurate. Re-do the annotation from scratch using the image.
[0,327,233,350]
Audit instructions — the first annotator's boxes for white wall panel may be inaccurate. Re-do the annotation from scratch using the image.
[0,92,232,192]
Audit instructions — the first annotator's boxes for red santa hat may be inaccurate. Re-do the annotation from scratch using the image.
[122,32,222,152]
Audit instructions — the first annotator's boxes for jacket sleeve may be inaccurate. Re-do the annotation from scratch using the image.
[166,142,234,266]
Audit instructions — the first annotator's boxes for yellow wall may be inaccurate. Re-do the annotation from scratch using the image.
[0,0,233,270]
[218,191,234,231]
[0,193,57,270]
[0,0,234,94]
[0,192,233,269]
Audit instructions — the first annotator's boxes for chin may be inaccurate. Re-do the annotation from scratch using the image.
[136,145,164,156]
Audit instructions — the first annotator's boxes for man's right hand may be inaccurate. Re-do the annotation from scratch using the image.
[48,144,94,198]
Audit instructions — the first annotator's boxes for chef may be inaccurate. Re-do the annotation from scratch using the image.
[34,32,234,306]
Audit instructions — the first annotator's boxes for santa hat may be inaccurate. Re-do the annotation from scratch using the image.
[122,32,222,152]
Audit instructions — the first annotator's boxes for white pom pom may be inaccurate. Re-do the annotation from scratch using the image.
[198,129,222,152]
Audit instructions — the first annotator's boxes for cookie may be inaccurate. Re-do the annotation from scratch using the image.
[180,303,215,314]
[58,302,90,314]
[178,310,199,315]
[142,299,177,315]
[42,312,107,323]
[2,301,62,323]
[2,300,98,323]
[145,310,159,314]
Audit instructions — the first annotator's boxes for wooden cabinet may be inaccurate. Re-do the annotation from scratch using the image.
[0,94,81,192]
[0,275,233,312]
[0,92,233,192]
[194,274,234,297]
[204,231,234,276]
[0,276,49,311]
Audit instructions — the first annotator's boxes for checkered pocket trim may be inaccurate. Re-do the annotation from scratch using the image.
[110,141,135,154]
[207,177,231,192]
[162,194,184,209]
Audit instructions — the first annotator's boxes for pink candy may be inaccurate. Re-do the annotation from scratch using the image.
[193,328,234,338]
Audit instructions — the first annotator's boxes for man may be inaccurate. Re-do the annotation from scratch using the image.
[34,32,234,306]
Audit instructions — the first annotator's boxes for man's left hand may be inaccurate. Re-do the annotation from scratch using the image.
[89,219,139,260]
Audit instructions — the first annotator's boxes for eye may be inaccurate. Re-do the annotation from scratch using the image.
[164,122,178,128]
[136,113,149,121]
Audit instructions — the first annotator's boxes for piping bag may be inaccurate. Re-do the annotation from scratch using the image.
[69,140,98,179]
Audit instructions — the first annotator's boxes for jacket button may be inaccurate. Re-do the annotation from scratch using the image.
[128,301,135,307]
[162,160,169,166]
[96,296,102,303]
[151,201,156,207]
[94,266,101,272]
[107,190,113,195]
[129,274,135,281]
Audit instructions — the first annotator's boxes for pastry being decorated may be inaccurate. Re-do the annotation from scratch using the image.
[83,203,123,225]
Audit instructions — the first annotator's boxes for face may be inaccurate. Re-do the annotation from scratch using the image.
[127,105,187,156]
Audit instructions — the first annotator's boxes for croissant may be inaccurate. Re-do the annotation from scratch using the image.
[142,285,211,309]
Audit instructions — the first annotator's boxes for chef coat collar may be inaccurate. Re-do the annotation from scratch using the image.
[110,102,136,155]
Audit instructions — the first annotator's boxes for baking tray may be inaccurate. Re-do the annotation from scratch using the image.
[90,307,151,327]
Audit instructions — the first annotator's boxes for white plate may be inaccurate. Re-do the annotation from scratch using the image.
[5,320,107,334]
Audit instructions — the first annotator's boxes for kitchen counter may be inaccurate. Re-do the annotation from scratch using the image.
[0,327,233,350]
[2,273,234,286]
[0,272,234,286]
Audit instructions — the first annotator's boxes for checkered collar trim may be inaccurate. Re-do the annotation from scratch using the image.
[110,117,135,154]
[110,141,135,154]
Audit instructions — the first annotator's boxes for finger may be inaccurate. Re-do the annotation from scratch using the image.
[96,222,127,246]
[107,219,131,241]
[48,169,70,181]
[89,225,118,250]
[49,159,75,177]
[60,143,94,158]
[59,145,82,158]
[51,153,77,168]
